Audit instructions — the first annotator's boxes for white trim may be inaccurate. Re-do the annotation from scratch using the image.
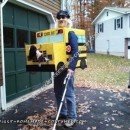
[106,8,126,14]
[0,0,9,110]
[6,84,53,110]
[92,8,106,24]
[0,0,8,8]
[92,7,126,24]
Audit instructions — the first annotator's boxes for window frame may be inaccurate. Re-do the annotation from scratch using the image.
[117,18,121,28]
[114,17,123,30]
[97,23,104,33]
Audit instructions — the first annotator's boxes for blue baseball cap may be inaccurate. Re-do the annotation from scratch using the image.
[56,10,70,19]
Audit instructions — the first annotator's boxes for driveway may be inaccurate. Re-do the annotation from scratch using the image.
[0,87,130,130]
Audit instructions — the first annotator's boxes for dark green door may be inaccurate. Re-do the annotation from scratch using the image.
[3,3,51,101]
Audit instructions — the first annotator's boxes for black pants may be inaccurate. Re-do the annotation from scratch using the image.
[54,69,67,115]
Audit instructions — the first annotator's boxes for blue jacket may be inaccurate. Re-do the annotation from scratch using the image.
[68,31,79,71]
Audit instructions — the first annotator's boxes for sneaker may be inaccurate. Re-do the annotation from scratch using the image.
[64,119,77,128]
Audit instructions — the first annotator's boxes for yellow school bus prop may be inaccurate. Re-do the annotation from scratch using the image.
[25,27,87,72]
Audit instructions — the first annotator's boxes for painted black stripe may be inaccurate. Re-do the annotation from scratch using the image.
[78,43,86,46]
[26,65,55,72]
[78,57,86,60]
[79,50,87,53]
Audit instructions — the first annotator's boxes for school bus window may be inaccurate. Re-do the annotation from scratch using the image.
[37,32,43,37]
[50,34,64,43]
[58,29,63,34]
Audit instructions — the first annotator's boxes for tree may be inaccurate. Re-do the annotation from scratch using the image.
[64,0,130,51]
[71,0,130,29]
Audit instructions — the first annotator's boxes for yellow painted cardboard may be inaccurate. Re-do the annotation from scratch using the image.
[25,27,87,71]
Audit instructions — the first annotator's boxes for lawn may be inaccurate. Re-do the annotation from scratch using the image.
[75,53,130,91]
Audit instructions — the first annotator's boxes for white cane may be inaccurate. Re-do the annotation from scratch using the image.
[52,74,70,130]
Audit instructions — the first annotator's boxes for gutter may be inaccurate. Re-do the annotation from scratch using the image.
[61,0,65,10]
[0,0,8,110]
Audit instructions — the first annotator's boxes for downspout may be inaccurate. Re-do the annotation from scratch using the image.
[0,0,8,110]
[61,0,65,10]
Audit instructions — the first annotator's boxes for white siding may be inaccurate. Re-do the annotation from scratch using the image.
[128,39,130,59]
[127,14,130,37]
[129,15,130,28]
[96,10,123,23]
[95,14,126,56]
[95,10,130,57]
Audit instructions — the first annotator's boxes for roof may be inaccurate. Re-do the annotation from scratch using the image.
[107,7,130,13]
[92,7,130,24]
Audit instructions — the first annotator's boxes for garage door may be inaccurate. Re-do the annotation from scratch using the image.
[3,3,51,101]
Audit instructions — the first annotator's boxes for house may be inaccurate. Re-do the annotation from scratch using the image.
[0,0,62,112]
[92,7,130,59]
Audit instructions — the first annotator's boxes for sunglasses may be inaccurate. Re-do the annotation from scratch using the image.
[57,15,66,20]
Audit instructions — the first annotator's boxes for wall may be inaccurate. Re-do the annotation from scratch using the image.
[97,10,123,23]
[95,10,128,56]
[0,7,2,111]
[126,14,130,38]
[28,0,61,18]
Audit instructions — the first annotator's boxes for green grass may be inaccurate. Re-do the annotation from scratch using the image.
[75,54,130,90]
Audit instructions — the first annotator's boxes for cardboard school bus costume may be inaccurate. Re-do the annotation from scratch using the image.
[25,27,87,72]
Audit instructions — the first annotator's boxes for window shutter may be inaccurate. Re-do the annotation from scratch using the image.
[98,24,99,33]
[114,19,116,30]
[102,23,104,32]
[121,17,123,29]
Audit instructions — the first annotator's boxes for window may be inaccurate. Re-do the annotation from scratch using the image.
[117,18,120,28]
[114,17,123,30]
[98,23,104,33]
[4,27,14,48]
[17,29,28,48]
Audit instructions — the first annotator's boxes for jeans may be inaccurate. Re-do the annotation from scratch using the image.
[54,69,77,119]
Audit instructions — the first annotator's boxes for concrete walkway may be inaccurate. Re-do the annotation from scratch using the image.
[0,87,130,130]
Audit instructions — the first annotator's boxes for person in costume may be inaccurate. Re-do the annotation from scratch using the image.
[53,10,79,128]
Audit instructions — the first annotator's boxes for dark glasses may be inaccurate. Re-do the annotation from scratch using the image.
[57,15,66,20]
